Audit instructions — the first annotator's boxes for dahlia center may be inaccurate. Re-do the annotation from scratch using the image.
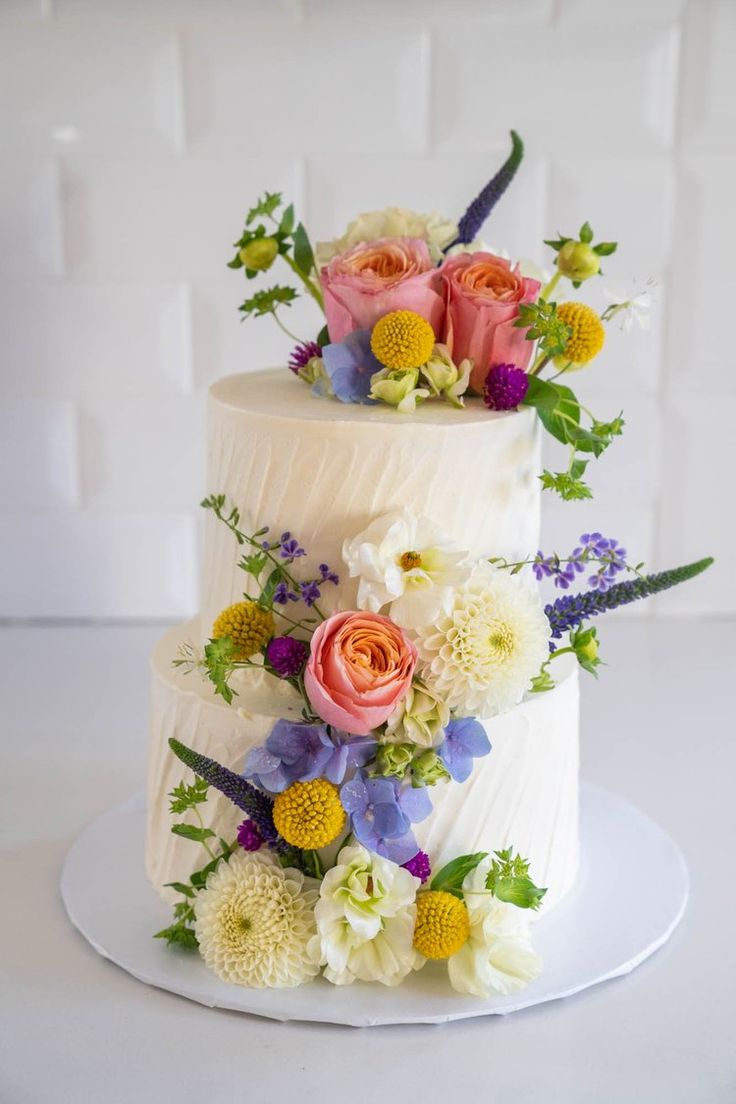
[488,621,515,657]
[399,550,422,571]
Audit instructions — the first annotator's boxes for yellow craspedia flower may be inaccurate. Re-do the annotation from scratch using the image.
[371,310,436,371]
[211,600,275,660]
[413,890,470,960]
[555,301,606,369]
[273,779,346,850]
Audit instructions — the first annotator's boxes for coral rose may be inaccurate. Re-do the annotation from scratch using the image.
[304,611,417,736]
[320,237,445,344]
[440,252,540,392]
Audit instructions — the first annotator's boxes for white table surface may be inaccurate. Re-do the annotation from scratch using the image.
[1,619,735,1104]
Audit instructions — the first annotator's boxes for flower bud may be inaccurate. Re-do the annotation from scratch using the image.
[576,632,598,663]
[411,750,450,788]
[556,240,600,283]
[239,236,279,272]
[385,679,450,749]
[369,742,415,780]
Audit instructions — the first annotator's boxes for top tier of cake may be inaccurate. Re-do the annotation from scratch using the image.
[199,369,541,635]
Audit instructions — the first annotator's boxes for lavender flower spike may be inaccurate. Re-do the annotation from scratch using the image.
[452,130,524,247]
[546,557,713,640]
[168,737,282,850]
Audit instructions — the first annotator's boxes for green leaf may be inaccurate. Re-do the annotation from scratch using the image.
[279,202,295,236]
[485,848,546,910]
[154,921,199,950]
[579,220,594,243]
[316,323,330,348]
[293,221,315,276]
[431,852,488,899]
[164,881,195,898]
[239,551,267,578]
[203,635,238,704]
[227,253,244,270]
[593,241,617,256]
[171,823,216,843]
[540,469,593,501]
[259,566,285,607]
[239,285,299,319]
[246,191,282,226]
[168,777,209,814]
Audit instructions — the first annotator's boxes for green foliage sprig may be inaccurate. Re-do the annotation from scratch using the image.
[431,849,546,909]
[154,778,237,949]
[515,299,571,360]
[228,191,324,344]
[522,376,624,501]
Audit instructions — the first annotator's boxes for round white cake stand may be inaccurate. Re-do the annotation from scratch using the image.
[60,783,688,1027]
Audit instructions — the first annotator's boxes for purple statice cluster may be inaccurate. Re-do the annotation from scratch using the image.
[533,532,628,593]
[340,774,432,865]
[288,339,322,376]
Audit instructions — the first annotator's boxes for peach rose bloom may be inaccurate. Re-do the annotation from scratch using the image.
[441,252,541,392]
[304,611,417,736]
[320,236,445,343]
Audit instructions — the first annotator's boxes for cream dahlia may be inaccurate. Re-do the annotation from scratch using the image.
[194,851,319,989]
[412,561,549,718]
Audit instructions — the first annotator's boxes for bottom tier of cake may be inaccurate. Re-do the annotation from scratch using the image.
[146,622,580,913]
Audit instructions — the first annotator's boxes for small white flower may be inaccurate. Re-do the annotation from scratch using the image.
[603,281,655,333]
[411,560,549,718]
[194,851,319,989]
[447,856,542,998]
[342,509,472,630]
[311,843,419,986]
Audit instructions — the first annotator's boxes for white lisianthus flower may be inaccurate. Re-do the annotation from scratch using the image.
[412,560,549,718]
[310,843,419,986]
[342,508,472,630]
[384,678,450,749]
[447,856,542,998]
[194,851,319,989]
[315,207,458,268]
[420,344,473,408]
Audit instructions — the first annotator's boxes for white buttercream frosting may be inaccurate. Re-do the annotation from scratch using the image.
[199,369,541,638]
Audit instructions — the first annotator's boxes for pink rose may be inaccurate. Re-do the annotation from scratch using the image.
[304,611,417,736]
[440,252,541,392]
[320,237,445,343]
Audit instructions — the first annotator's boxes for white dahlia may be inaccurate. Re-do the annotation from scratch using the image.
[194,851,319,989]
[412,560,549,718]
[315,206,458,267]
[342,508,471,630]
[447,856,542,999]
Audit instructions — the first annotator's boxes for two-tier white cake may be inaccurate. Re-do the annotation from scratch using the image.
[146,369,580,912]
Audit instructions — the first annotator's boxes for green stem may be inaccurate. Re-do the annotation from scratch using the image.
[548,646,576,661]
[529,351,550,377]
[272,310,303,345]
[283,253,325,311]
[541,270,562,300]
[193,806,217,862]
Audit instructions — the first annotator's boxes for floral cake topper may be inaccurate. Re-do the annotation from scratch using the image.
[229,131,649,501]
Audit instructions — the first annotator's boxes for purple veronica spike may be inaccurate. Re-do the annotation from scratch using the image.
[452,130,524,246]
[546,557,713,640]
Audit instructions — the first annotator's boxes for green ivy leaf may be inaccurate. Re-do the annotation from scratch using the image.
[431,852,488,899]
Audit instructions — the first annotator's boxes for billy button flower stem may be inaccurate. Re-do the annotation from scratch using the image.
[529,350,550,377]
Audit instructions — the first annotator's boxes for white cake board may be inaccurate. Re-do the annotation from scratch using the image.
[60,783,688,1027]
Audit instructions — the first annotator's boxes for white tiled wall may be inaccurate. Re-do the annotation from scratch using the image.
[1,0,732,620]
